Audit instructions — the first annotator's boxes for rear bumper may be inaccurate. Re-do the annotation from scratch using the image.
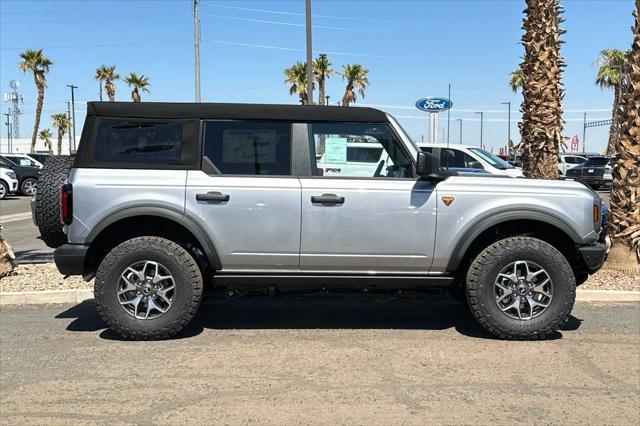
[54,244,88,276]
[578,242,608,272]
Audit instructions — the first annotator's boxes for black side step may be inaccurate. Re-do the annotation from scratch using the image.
[213,274,453,289]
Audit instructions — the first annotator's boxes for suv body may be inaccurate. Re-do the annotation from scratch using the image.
[558,154,587,176]
[419,144,524,177]
[0,155,41,196]
[52,102,607,340]
[0,167,18,199]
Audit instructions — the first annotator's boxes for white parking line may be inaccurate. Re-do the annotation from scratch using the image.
[0,212,33,224]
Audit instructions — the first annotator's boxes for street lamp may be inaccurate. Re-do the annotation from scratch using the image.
[475,112,483,149]
[501,101,511,156]
[305,0,313,105]
[66,84,78,151]
[455,119,462,144]
[326,95,330,105]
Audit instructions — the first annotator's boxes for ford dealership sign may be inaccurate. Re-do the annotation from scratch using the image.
[415,98,453,113]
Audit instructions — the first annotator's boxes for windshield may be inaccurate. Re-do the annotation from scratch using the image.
[469,148,514,170]
[585,157,611,166]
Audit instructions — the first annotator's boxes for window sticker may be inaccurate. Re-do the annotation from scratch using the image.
[222,130,277,164]
[324,137,348,163]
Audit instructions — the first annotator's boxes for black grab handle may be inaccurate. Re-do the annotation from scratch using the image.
[196,192,230,202]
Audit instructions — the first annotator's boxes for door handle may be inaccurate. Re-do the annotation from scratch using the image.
[196,192,230,202]
[311,194,345,205]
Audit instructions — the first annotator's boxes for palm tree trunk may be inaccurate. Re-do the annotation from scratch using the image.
[318,77,325,105]
[0,234,17,278]
[31,82,45,154]
[605,87,620,155]
[99,81,103,101]
[132,89,140,102]
[57,132,62,155]
[342,83,353,107]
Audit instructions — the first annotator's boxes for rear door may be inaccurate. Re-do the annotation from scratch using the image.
[299,122,437,273]
[185,120,301,272]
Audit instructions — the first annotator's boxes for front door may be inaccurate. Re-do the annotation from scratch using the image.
[185,120,301,272]
[299,122,438,274]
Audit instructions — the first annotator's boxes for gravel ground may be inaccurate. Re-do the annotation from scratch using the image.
[1,262,638,292]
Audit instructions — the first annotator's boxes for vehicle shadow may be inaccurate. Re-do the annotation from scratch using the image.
[55,291,580,341]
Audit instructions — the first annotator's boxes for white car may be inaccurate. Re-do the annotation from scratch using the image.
[419,144,524,177]
[0,167,19,200]
[558,153,587,176]
[0,153,43,169]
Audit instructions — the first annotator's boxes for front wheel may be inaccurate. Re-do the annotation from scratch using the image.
[466,236,575,340]
[0,181,8,200]
[95,236,203,340]
[20,178,37,196]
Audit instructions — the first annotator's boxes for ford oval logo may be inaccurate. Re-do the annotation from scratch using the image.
[415,98,453,113]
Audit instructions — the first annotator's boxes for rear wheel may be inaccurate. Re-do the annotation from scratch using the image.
[95,236,203,340]
[466,236,575,340]
[34,156,73,248]
[0,181,8,200]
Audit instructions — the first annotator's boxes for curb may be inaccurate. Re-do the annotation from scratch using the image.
[0,288,638,306]
[0,289,93,306]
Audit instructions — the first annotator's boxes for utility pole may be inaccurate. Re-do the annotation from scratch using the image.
[446,83,451,146]
[305,0,313,105]
[193,0,201,103]
[475,111,484,148]
[67,101,73,154]
[456,118,462,144]
[67,84,78,151]
[582,112,587,153]
[3,113,11,153]
[501,101,511,156]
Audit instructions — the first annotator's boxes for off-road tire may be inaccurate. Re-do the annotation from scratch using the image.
[466,236,576,340]
[95,236,203,340]
[34,155,73,248]
[0,181,8,200]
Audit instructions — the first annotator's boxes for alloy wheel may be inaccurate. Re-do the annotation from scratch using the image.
[117,260,176,320]
[494,260,553,320]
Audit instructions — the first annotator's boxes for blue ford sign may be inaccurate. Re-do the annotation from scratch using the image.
[415,97,453,113]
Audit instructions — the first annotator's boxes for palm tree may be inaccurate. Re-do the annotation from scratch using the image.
[38,129,53,154]
[123,72,150,102]
[95,65,120,102]
[340,64,369,106]
[518,0,565,179]
[606,1,640,274]
[313,55,333,105]
[284,62,312,105]
[509,67,525,92]
[18,49,53,154]
[595,49,631,155]
[51,113,70,155]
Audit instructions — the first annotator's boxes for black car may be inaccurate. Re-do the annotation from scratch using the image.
[28,153,53,165]
[0,155,41,196]
[566,156,613,191]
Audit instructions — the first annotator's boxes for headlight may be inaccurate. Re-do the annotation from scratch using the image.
[5,171,16,179]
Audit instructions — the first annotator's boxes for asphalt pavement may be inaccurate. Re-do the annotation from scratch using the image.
[0,295,638,424]
[0,195,53,263]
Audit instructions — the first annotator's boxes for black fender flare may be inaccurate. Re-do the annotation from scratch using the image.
[86,205,222,270]
[446,209,583,272]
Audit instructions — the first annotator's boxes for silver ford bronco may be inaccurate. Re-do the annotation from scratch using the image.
[47,102,607,340]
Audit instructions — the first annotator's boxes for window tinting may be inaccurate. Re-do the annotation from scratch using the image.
[203,121,291,175]
[347,147,383,163]
[94,119,183,164]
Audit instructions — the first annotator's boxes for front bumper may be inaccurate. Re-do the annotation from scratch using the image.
[578,242,608,272]
[54,244,88,276]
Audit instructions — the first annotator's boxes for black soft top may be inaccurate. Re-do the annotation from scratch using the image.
[86,102,389,123]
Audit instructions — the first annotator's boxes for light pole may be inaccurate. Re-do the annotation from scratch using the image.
[475,112,483,148]
[3,113,11,153]
[456,119,462,144]
[305,0,313,105]
[326,95,330,105]
[67,84,78,151]
[67,101,73,154]
[193,0,201,103]
[582,112,587,153]
[501,101,511,156]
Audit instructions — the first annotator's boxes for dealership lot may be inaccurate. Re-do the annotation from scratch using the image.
[0,297,638,425]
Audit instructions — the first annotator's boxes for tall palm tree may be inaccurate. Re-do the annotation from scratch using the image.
[509,67,525,92]
[607,1,640,274]
[340,64,369,106]
[284,62,312,105]
[313,55,333,105]
[38,128,53,154]
[51,113,70,155]
[518,0,565,179]
[95,65,120,102]
[123,72,150,102]
[595,49,631,155]
[18,49,53,154]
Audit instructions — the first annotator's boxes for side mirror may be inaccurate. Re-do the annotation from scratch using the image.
[416,151,441,178]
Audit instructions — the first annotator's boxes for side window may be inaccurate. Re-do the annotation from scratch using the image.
[203,121,291,176]
[440,149,482,169]
[94,119,183,164]
[312,123,414,178]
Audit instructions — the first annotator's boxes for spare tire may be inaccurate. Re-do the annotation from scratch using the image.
[35,156,74,248]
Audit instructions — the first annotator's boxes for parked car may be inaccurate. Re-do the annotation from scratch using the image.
[40,102,606,341]
[558,154,587,176]
[0,167,19,200]
[0,155,41,196]
[27,153,53,165]
[0,153,43,169]
[419,144,524,177]
[566,156,613,191]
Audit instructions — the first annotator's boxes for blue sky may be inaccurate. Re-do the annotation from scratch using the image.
[0,0,635,153]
